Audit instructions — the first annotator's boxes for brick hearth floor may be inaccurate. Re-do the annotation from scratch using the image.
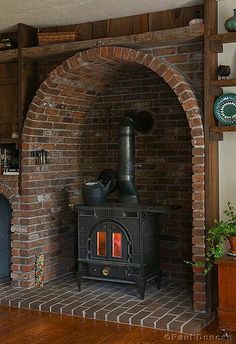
[0,275,213,334]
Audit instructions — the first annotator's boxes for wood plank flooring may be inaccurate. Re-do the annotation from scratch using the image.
[0,305,235,344]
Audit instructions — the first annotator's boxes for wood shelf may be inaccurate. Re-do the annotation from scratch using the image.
[210,79,236,87]
[0,49,18,63]
[0,25,204,63]
[210,126,236,133]
[210,31,236,44]
[22,24,204,60]
[0,138,19,144]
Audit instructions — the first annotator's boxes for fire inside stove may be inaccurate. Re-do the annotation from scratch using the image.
[97,231,122,258]
[97,232,106,256]
[112,233,122,258]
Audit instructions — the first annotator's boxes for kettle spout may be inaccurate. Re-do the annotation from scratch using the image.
[98,169,118,197]
[103,179,112,196]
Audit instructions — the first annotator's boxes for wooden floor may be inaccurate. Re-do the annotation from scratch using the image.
[0,305,235,344]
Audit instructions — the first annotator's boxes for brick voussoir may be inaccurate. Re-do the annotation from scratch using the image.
[142,54,154,67]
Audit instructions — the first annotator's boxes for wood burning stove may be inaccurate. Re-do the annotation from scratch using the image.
[77,111,168,299]
[77,203,168,299]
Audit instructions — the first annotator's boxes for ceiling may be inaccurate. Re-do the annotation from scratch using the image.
[0,0,203,33]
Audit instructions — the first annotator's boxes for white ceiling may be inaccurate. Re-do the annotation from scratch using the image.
[0,0,203,33]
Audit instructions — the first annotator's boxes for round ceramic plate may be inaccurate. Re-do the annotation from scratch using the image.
[214,93,236,126]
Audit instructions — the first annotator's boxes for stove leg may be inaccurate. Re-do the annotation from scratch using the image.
[77,269,82,292]
[137,280,146,300]
[155,273,161,290]
[78,279,81,292]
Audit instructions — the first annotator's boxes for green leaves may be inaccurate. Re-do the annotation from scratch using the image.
[186,201,236,274]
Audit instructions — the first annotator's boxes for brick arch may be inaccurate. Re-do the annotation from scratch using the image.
[21,46,205,311]
[0,184,17,207]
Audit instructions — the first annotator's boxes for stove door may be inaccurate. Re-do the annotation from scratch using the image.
[89,221,130,262]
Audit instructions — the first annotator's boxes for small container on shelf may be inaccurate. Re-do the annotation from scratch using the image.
[0,37,16,50]
[217,65,231,80]
[189,11,204,26]
[225,8,236,32]
[37,30,80,45]
[0,144,19,175]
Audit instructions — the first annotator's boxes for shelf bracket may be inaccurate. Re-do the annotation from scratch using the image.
[209,131,223,141]
[209,40,223,53]
[210,85,223,97]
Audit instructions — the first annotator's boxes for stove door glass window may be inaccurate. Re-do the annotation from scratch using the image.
[112,232,122,258]
[97,231,106,256]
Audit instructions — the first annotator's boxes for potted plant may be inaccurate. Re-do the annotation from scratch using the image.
[186,201,236,274]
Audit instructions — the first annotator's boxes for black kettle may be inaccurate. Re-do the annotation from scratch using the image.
[82,180,112,206]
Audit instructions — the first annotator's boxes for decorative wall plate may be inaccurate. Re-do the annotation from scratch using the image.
[213,93,236,126]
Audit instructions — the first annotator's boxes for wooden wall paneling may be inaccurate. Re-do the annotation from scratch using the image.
[132,14,149,34]
[183,5,204,26]
[21,61,39,121]
[0,116,18,124]
[0,62,18,140]
[0,63,18,78]
[17,24,39,192]
[0,83,18,138]
[92,20,109,39]
[149,7,185,31]
[18,23,39,133]
[109,16,133,37]
[40,24,76,32]
[0,78,17,85]
[77,22,92,40]
[204,0,219,313]
[34,5,205,43]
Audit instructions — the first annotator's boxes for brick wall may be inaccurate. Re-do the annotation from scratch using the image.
[0,45,205,311]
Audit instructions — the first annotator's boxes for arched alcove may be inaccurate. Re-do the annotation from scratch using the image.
[18,46,206,311]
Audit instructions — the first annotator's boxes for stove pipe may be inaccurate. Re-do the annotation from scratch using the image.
[118,111,153,204]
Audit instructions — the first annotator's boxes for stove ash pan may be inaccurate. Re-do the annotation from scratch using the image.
[77,204,168,299]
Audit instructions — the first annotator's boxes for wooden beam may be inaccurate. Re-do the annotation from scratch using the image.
[22,24,204,60]
[210,126,236,133]
[210,79,236,87]
[210,31,236,44]
[204,0,219,314]
[0,49,18,63]
[132,14,148,34]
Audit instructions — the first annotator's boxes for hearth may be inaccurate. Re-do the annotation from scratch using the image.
[77,203,168,299]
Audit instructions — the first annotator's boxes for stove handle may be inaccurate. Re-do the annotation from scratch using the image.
[127,240,132,262]
[87,238,92,258]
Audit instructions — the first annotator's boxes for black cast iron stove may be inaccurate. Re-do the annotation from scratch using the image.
[77,203,168,299]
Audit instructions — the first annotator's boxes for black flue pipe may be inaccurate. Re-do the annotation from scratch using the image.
[118,111,153,204]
